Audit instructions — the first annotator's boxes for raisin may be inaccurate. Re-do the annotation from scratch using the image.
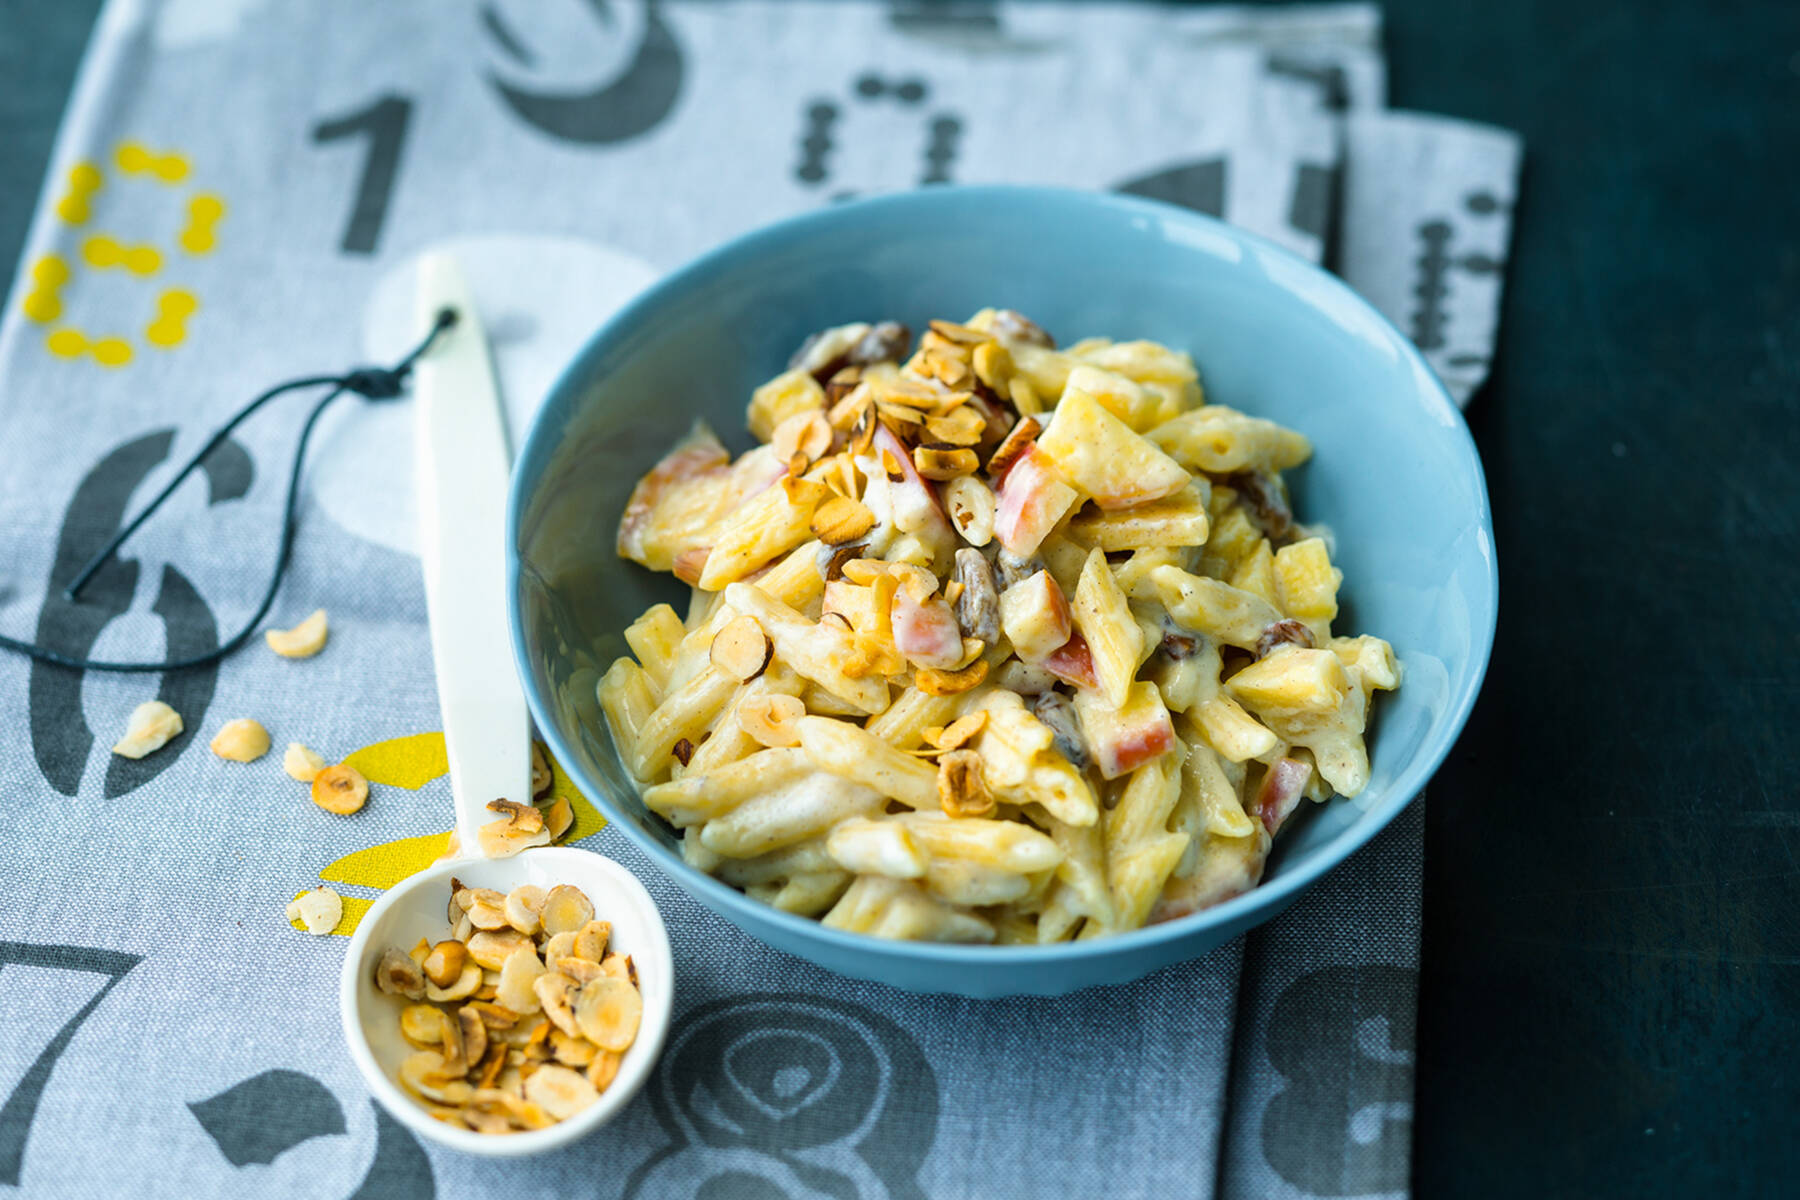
[1255,618,1314,659]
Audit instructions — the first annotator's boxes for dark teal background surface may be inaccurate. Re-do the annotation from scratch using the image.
[3,1,1796,1194]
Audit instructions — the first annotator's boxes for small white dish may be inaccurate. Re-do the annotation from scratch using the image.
[339,847,674,1157]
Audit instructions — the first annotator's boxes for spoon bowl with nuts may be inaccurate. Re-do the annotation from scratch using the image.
[339,257,671,1154]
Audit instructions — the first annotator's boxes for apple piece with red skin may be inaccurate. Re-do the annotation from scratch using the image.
[1072,680,1177,780]
[1041,631,1098,690]
[1255,756,1313,835]
[999,569,1072,663]
[871,422,953,544]
[891,586,964,670]
[994,444,1080,558]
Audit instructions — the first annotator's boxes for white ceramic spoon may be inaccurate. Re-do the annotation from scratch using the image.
[338,253,671,1157]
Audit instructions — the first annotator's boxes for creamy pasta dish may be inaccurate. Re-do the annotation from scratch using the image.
[599,311,1397,943]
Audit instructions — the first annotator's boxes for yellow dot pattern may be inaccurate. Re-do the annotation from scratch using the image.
[45,328,133,367]
[81,234,162,276]
[146,289,198,348]
[54,161,103,225]
[21,255,71,324]
[115,141,189,184]
[179,194,226,255]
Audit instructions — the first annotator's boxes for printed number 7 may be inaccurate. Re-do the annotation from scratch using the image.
[311,95,413,255]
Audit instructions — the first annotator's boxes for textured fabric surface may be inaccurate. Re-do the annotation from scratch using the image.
[0,2,1518,1196]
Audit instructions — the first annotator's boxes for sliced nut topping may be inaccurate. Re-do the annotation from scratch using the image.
[575,977,644,1052]
[400,1004,448,1046]
[504,885,547,936]
[425,961,483,1003]
[421,940,469,988]
[286,887,343,936]
[376,948,427,999]
[112,700,182,759]
[587,1050,623,1092]
[488,800,545,835]
[478,814,553,859]
[409,938,431,967]
[463,890,512,932]
[400,1052,473,1107]
[573,920,612,963]
[932,711,989,751]
[283,742,327,782]
[985,415,1041,477]
[210,717,271,763]
[937,748,996,818]
[550,1028,598,1066]
[540,931,578,964]
[464,1000,521,1029]
[540,885,595,936]
[522,1064,599,1121]
[531,741,553,799]
[467,928,532,971]
[811,495,877,546]
[542,795,574,840]
[915,659,990,696]
[265,608,329,658]
[924,405,986,447]
[989,308,1054,348]
[710,615,772,682]
[738,692,805,748]
[311,764,370,815]
[771,409,834,468]
[458,1006,489,1073]
[532,972,583,1039]
[971,339,1014,391]
[495,945,545,1014]
[913,443,978,481]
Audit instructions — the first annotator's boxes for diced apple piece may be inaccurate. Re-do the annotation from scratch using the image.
[617,424,731,571]
[1071,547,1142,709]
[872,423,952,544]
[748,368,826,442]
[1254,756,1313,835]
[1073,681,1176,780]
[995,444,1080,557]
[998,570,1072,662]
[1035,387,1189,510]
[1041,631,1098,690]
[891,586,963,670]
[1224,646,1350,718]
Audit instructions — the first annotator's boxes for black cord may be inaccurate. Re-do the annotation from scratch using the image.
[0,308,458,673]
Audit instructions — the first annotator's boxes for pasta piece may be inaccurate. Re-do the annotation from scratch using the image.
[968,693,1098,827]
[696,478,826,591]
[1072,548,1144,709]
[629,666,739,780]
[1149,565,1283,651]
[1149,829,1270,923]
[687,668,804,775]
[1060,363,1166,432]
[822,876,995,943]
[1075,339,1200,388]
[825,817,928,879]
[796,715,938,811]
[1189,696,1280,764]
[641,747,813,827]
[700,771,885,858]
[1035,387,1189,510]
[747,367,826,442]
[714,838,837,887]
[1147,405,1312,475]
[597,658,658,773]
[1273,537,1342,641]
[747,872,852,917]
[723,583,890,714]
[864,684,963,750]
[1068,483,1211,552]
[1073,681,1177,780]
[1176,734,1256,840]
[889,811,1062,874]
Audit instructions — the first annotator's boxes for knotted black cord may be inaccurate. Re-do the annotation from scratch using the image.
[0,307,458,673]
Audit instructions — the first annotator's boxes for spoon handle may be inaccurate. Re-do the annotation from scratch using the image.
[412,253,529,855]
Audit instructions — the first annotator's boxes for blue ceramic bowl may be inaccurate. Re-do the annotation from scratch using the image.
[508,185,1496,997]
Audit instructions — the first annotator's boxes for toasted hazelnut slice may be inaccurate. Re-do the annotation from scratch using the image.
[935,711,989,751]
[475,1045,509,1091]
[540,885,594,936]
[573,920,612,963]
[112,700,183,759]
[986,415,1041,476]
[265,608,329,658]
[210,718,271,763]
[504,885,547,935]
[488,799,544,834]
[400,1004,448,1046]
[285,886,343,936]
[587,1050,623,1092]
[495,945,545,1014]
[478,817,553,859]
[464,1000,521,1030]
[710,615,771,682]
[408,938,431,966]
[530,741,553,799]
[540,931,578,963]
[942,475,996,548]
[771,409,834,467]
[972,339,1015,390]
[464,890,512,931]
[937,748,997,818]
[458,1006,489,1072]
[575,978,643,1052]
[421,940,468,988]
[550,1029,598,1067]
[439,1006,470,1076]
[472,984,500,1002]
[736,692,805,748]
[400,1052,473,1106]
[376,948,427,999]
[425,961,483,1003]
[311,764,369,815]
[467,928,531,971]
[532,973,582,1039]
[599,953,633,984]
[916,659,990,696]
[452,911,475,943]
[556,957,605,985]
[522,1064,599,1121]
[811,495,877,546]
[913,444,978,481]
[542,795,574,840]
[924,406,986,447]
[282,742,327,782]
[523,1019,553,1062]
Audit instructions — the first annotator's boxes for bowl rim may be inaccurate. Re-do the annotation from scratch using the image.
[506,183,1497,968]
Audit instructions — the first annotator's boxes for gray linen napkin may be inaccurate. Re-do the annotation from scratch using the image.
[0,2,1517,1196]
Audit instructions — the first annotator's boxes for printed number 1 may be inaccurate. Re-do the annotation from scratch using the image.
[311,95,413,255]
